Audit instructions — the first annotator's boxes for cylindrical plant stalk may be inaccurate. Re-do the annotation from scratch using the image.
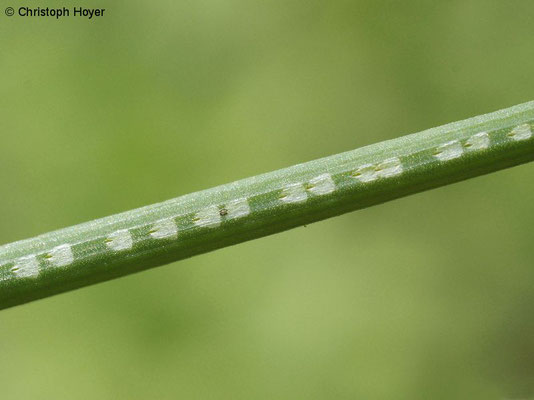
[1,101,534,309]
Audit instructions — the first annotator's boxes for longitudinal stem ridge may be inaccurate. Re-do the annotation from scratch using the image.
[1,101,534,309]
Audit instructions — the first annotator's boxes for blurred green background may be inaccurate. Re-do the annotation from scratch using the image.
[1,1,534,398]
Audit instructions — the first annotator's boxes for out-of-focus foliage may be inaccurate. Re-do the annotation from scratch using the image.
[1,1,533,398]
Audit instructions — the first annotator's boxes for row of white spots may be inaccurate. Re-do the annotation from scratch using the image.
[434,124,532,162]
[352,157,403,183]
[280,173,336,204]
[278,123,532,198]
[106,198,252,246]
[193,198,252,228]
[434,131,489,161]
[8,199,254,278]
[6,123,532,280]
[279,161,403,204]
[11,244,74,278]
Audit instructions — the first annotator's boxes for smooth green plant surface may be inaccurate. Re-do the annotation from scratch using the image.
[1,101,533,310]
